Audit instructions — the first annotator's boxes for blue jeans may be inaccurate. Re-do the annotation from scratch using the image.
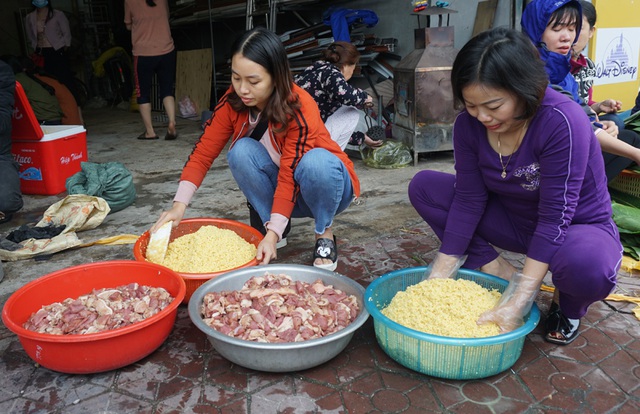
[227,138,354,235]
[598,112,626,132]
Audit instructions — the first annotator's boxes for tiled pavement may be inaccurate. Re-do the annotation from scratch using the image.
[1,108,640,413]
[2,221,639,413]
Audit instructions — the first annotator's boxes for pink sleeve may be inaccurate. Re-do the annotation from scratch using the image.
[266,213,289,241]
[173,181,197,205]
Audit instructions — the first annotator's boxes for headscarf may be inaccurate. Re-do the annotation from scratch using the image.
[521,0,583,101]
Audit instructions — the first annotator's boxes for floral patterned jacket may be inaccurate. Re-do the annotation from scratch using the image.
[295,61,370,144]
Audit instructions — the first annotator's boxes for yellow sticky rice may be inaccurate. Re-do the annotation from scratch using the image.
[160,225,256,273]
[382,278,502,338]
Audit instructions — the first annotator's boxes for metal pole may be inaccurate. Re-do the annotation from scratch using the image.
[208,0,218,103]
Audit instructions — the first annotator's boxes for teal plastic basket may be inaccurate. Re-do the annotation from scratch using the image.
[364,267,540,380]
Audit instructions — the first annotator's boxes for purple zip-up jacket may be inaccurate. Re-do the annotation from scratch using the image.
[440,87,615,264]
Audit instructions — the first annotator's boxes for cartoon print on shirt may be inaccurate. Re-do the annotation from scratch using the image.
[514,162,540,191]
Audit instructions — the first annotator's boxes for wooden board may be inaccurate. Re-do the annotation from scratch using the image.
[175,49,212,117]
[472,0,498,37]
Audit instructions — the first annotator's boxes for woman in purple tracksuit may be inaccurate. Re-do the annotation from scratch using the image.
[408,27,621,345]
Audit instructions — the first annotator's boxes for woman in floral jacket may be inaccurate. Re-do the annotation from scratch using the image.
[295,42,382,150]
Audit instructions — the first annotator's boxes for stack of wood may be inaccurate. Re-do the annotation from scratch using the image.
[212,23,398,93]
[284,23,399,80]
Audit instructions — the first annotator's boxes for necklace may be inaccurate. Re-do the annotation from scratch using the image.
[497,121,527,179]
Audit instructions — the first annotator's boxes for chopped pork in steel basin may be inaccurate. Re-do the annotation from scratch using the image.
[199,273,359,343]
[188,264,369,372]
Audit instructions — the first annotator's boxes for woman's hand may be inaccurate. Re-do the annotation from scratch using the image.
[424,252,467,280]
[477,272,541,333]
[594,128,640,164]
[364,134,383,148]
[596,99,622,114]
[150,202,186,233]
[476,303,524,333]
[601,120,619,138]
[256,230,278,265]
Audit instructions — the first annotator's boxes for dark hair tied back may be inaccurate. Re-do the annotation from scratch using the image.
[322,42,359,68]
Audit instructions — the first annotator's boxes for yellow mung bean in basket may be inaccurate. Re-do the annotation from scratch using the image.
[382,278,502,338]
[161,225,256,273]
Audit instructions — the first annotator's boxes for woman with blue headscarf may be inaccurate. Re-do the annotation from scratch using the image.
[521,0,640,181]
[521,0,582,100]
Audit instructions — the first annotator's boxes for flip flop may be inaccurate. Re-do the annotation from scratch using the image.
[313,236,338,271]
[137,132,159,140]
[164,131,178,140]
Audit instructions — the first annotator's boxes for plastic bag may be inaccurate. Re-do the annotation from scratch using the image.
[178,95,198,118]
[0,195,110,261]
[624,109,640,133]
[361,140,412,169]
[66,162,136,213]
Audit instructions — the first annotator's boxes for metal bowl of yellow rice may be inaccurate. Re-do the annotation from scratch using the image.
[364,267,540,380]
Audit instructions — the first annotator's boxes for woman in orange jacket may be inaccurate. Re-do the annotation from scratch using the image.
[151,27,360,271]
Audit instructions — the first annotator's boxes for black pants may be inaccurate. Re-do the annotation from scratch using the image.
[37,47,79,103]
[603,128,640,182]
[0,156,23,216]
[0,61,23,216]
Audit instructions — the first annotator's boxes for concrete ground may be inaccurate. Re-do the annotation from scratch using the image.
[0,106,639,413]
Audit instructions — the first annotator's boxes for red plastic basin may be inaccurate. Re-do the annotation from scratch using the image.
[133,217,263,304]
[1,260,186,374]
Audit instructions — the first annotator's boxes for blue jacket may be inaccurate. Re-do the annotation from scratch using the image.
[323,8,378,42]
[521,0,582,102]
